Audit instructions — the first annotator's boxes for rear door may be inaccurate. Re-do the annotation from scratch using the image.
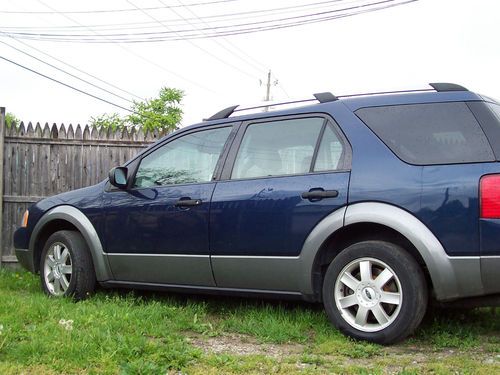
[210,114,351,292]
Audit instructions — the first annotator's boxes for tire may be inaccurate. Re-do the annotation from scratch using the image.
[39,230,96,300]
[322,240,427,344]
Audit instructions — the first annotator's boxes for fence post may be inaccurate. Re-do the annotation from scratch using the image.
[0,108,5,268]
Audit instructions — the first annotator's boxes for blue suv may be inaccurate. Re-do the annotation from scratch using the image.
[14,83,500,344]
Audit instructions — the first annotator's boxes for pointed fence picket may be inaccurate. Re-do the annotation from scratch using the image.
[0,114,168,266]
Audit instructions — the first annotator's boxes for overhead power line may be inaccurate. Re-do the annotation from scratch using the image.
[127,0,260,80]
[0,54,133,112]
[0,32,145,101]
[33,0,222,96]
[0,1,417,43]
[0,38,135,104]
[175,0,269,75]
[0,0,240,14]
[0,0,351,32]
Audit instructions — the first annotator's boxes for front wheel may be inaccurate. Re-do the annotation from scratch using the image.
[322,240,427,344]
[40,230,96,300]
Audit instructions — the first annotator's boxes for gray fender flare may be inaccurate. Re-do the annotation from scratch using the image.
[30,205,112,281]
[298,202,483,301]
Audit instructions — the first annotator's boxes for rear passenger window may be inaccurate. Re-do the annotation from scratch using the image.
[356,102,495,165]
[231,118,324,179]
[314,124,345,171]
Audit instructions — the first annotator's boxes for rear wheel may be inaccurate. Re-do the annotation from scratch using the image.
[40,230,96,300]
[322,240,427,344]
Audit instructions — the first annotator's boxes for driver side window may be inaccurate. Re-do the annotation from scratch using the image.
[134,127,231,188]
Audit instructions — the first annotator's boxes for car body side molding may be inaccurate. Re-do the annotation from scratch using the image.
[342,202,484,301]
[29,205,112,281]
[298,206,346,296]
[298,202,484,301]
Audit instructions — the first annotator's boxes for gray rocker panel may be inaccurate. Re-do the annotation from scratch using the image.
[29,205,112,281]
[211,255,301,291]
[481,256,500,295]
[211,207,347,294]
[107,253,216,286]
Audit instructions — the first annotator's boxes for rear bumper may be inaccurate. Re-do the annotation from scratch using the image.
[14,227,35,272]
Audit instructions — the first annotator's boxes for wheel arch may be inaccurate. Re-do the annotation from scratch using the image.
[298,202,483,301]
[29,205,112,281]
[310,222,431,301]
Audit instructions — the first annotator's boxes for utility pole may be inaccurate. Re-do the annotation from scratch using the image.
[265,70,272,102]
[260,69,278,112]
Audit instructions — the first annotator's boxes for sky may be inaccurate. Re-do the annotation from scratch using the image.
[0,0,499,128]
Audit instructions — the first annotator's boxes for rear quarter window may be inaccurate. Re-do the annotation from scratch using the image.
[467,101,500,160]
[356,102,495,165]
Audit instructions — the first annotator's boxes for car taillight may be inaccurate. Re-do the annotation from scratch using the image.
[480,174,500,219]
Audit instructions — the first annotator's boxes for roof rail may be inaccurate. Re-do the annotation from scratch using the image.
[314,92,338,103]
[204,84,469,121]
[337,88,434,99]
[204,105,238,121]
[204,91,337,121]
[429,82,469,92]
[333,83,468,99]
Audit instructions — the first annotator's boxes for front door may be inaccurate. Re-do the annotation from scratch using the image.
[103,125,233,286]
[210,115,351,292]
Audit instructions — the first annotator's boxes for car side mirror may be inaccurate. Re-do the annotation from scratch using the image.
[109,167,128,189]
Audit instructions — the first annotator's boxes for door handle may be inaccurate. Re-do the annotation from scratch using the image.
[175,198,203,207]
[301,189,339,200]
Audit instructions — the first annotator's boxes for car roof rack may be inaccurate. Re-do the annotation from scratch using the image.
[336,83,468,99]
[429,82,469,92]
[204,91,338,121]
[314,92,338,103]
[204,105,239,122]
[205,83,469,121]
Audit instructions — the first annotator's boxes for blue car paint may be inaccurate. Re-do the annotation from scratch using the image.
[418,164,484,256]
[13,90,500,268]
[102,182,215,255]
[210,172,350,257]
[17,183,105,248]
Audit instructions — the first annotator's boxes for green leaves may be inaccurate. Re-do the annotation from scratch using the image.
[90,87,184,133]
[5,112,19,128]
[89,113,126,131]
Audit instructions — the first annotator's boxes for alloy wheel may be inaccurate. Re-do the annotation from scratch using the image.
[43,242,73,296]
[334,257,402,332]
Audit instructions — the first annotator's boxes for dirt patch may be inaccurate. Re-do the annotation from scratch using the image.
[184,331,499,373]
[386,343,498,360]
[185,332,304,358]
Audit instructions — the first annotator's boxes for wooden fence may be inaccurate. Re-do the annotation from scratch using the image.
[0,107,166,267]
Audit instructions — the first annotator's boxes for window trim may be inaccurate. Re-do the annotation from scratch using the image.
[309,119,328,172]
[124,123,238,191]
[219,113,352,181]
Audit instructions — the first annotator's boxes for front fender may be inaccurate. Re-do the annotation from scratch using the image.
[29,205,112,281]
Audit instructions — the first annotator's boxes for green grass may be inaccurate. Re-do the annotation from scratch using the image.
[0,270,498,374]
